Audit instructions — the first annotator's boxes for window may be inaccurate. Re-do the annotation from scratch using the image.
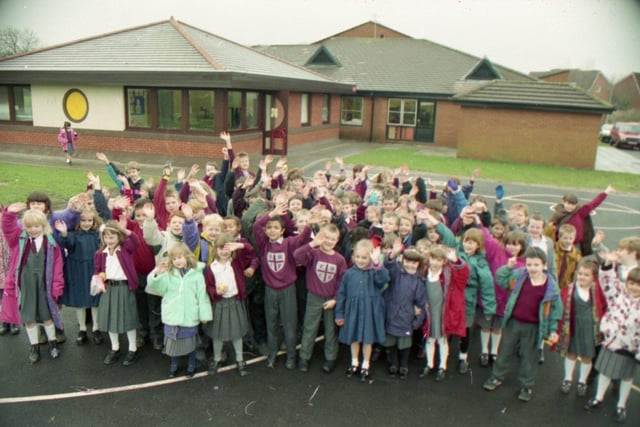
[341,96,363,125]
[227,91,242,130]
[189,90,214,131]
[387,98,417,126]
[127,88,151,128]
[300,93,310,125]
[322,94,330,123]
[158,89,182,129]
[0,85,32,122]
[246,92,259,129]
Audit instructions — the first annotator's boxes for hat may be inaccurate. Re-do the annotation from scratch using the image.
[563,193,578,204]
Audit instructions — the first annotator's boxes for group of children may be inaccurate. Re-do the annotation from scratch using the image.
[1,131,639,423]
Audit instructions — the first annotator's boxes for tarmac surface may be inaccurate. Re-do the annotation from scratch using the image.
[0,139,639,427]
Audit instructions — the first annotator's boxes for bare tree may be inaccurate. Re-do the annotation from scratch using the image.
[0,26,40,57]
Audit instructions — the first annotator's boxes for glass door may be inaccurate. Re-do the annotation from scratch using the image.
[415,101,436,142]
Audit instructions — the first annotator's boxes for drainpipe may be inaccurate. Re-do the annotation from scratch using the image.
[369,92,375,143]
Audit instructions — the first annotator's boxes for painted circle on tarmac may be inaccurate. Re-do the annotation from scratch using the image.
[63,88,89,122]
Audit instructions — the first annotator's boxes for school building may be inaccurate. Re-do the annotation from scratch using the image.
[0,19,613,168]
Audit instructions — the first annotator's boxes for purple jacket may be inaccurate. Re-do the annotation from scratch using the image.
[93,233,140,291]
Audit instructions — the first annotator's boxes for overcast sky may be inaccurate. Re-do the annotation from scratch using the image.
[1,0,639,82]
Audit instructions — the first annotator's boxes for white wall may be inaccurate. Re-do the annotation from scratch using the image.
[32,85,125,130]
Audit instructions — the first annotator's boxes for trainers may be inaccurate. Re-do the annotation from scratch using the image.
[398,368,408,380]
[518,388,533,402]
[298,358,309,373]
[29,344,41,364]
[389,364,398,376]
[435,368,447,382]
[360,368,373,383]
[208,359,219,375]
[122,351,138,366]
[584,398,603,410]
[615,407,626,423]
[93,331,104,345]
[483,377,502,391]
[104,350,120,365]
[480,353,489,367]
[576,382,587,397]
[346,365,359,378]
[48,341,60,359]
[321,359,336,374]
[458,359,469,374]
[561,380,572,394]
[237,361,249,377]
[76,331,88,345]
[285,357,296,370]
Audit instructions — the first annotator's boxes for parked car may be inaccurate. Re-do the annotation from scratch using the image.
[599,123,613,142]
[610,122,640,149]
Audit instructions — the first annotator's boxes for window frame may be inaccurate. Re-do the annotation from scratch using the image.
[0,84,33,124]
[300,93,310,126]
[340,96,364,126]
[387,98,417,126]
[322,94,330,124]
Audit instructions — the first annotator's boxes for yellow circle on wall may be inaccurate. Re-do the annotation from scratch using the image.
[63,89,88,122]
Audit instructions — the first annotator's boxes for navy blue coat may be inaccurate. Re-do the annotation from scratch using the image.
[383,256,427,337]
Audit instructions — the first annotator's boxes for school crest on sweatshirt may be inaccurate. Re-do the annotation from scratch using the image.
[267,252,285,272]
[315,262,337,283]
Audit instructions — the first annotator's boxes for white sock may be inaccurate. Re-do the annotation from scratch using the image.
[490,331,502,355]
[459,351,468,361]
[233,338,244,362]
[425,338,436,369]
[127,330,137,352]
[91,307,99,332]
[578,362,592,384]
[564,358,576,381]
[438,337,449,370]
[480,330,490,353]
[351,358,359,367]
[26,325,39,345]
[44,323,56,341]
[617,380,632,408]
[76,308,87,331]
[595,374,611,401]
[108,332,120,351]
[361,360,370,370]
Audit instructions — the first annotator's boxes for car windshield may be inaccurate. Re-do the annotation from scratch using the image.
[618,124,640,133]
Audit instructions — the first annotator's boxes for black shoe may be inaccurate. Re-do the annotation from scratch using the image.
[48,340,60,359]
[122,351,138,366]
[29,344,41,364]
[186,364,196,378]
[298,358,309,373]
[346,365,359,378]
[371,347,382,362]
[104,350,120,365]
[398,368,408,380]
[237,361,249,377]
[168,370,177,378]
[615,407,626,423]
[418,367,432,379]
[360,368,373,383]
[435,368,446,382]
[0,322,8,335]
[10,323,20,335]
[76,331,88,345]
[93,331,104,345]
[55,329,66,344]
[584,398,603,411]
[153,337,163,351]
[458,359,469,374]
[208,359,219,375]
[479,353,489,367]
[321,360,336,374]
[389,364,398,376]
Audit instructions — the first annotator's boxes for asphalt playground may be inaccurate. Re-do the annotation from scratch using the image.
[0,139,639,426]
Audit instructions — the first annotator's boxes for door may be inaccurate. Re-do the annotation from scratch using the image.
[415,101,436,142]
[263,94,287,155]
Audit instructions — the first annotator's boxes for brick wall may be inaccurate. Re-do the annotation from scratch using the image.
[591,73,612,103]
[324,22,411,40]
[433,101,461,148]
[538,71,570,83]
[456,107,600,169]
[612,74,640,110]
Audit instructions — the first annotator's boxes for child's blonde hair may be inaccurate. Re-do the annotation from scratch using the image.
[558,224,576,239]
[398,213,415,227]
[382,212,400,226]
[77,208,102,231]
[166,242,198,272]
[353,239,374,258]
[463,228,485,254]
[617,237,640,259]
[101,220,126,247]
[428,244,448,261]
[187,198,206,212]
[202,213,224,228]
[22,209,51,234]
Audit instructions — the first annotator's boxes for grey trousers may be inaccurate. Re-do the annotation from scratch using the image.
[299,293,338,362]
[491,318,540,388]
[265,285,297,360]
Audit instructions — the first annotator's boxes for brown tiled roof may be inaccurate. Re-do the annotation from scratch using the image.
[453,80,614,113]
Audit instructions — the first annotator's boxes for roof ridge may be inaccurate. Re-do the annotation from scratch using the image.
[170,18,223,70]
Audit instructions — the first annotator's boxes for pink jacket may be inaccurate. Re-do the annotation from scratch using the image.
[57,127,78,151]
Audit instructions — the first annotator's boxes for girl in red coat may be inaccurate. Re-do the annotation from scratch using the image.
[556,260,606,397]
[419,245,470,381]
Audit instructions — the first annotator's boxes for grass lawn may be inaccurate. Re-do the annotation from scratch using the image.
[0,164,90,209]
[344,147,639,193]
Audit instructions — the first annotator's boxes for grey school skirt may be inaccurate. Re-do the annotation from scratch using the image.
[475,308,503,329]
[205,297,248,342]
[97,281,139,334]
[164,326,198,357]
[595,347,637,380]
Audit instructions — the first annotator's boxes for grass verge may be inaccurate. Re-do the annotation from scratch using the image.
[344,147,639,193]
